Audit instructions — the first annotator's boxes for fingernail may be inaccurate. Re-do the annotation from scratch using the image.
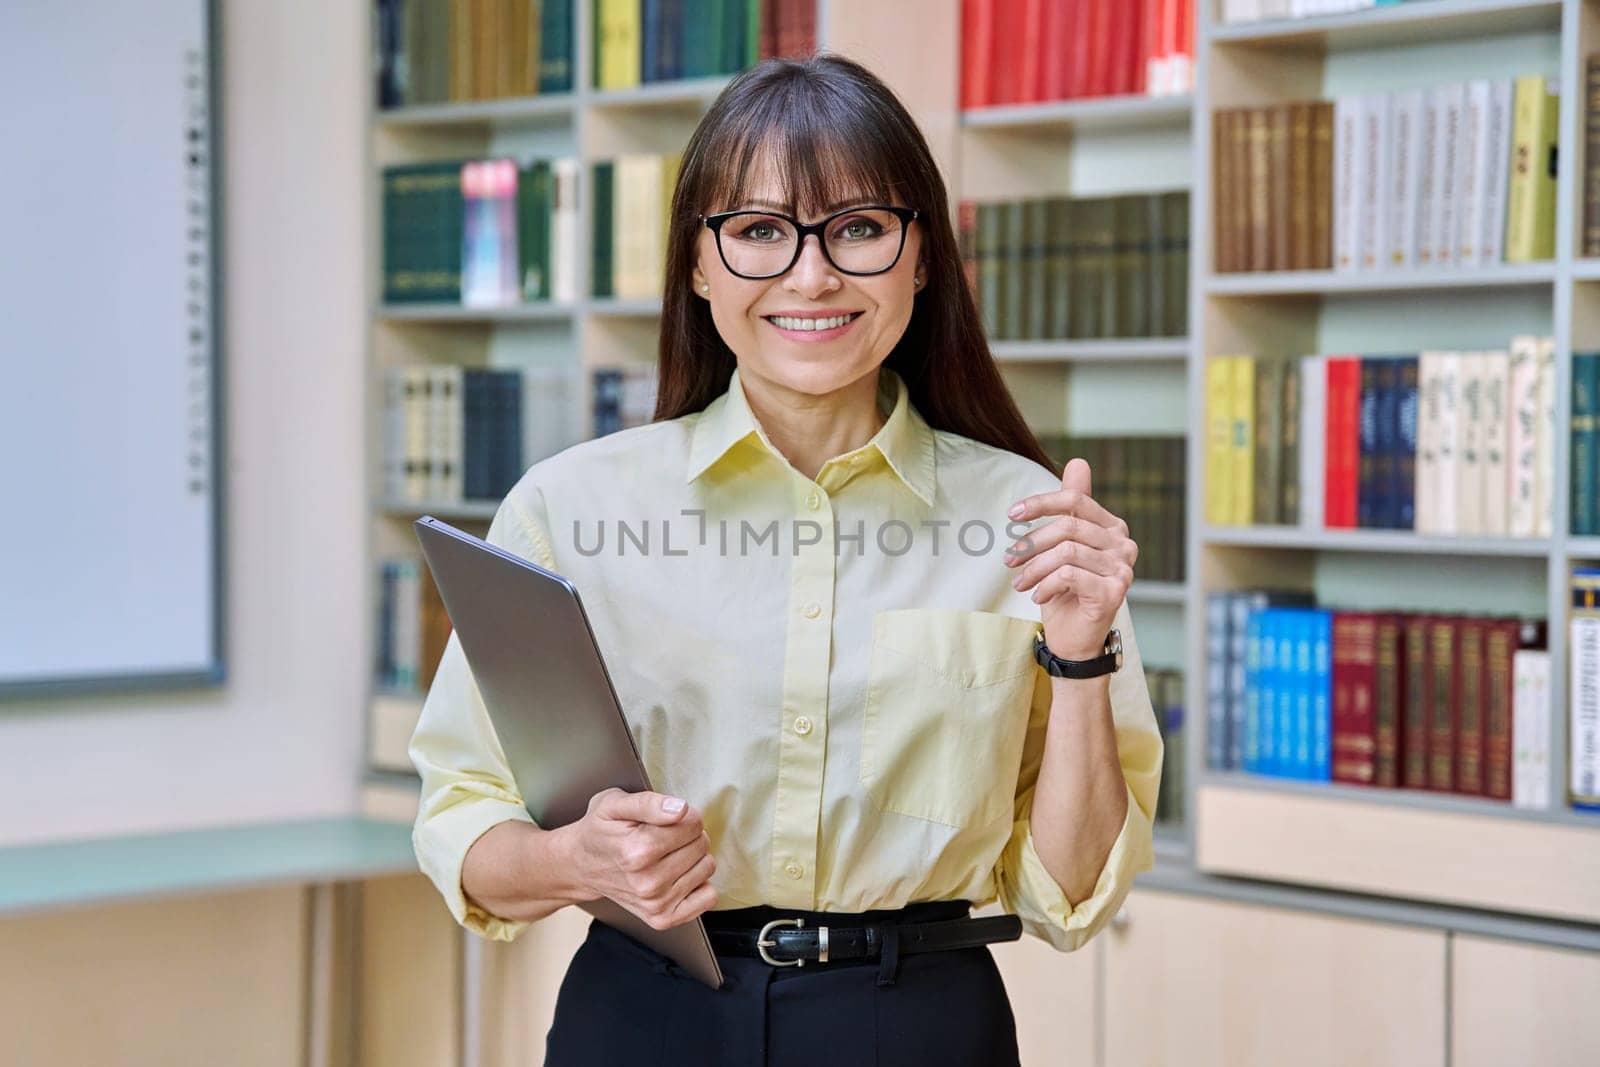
[1008,502,1024,518]
[663,796,685,813]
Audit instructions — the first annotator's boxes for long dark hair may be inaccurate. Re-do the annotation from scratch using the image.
[654,51,1058,476]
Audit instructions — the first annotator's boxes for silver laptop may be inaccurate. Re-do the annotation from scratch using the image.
[414,516,724,990]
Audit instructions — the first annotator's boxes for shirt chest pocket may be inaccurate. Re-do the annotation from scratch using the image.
[859,608,1043,830]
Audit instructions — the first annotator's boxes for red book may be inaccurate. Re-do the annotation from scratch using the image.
[1122,0,1146,95]
[1456,618,1486,795]
[1402,613,1432,788]
[996,0,1029,106]
[1086,0,1112,98]
[1427,616,1460,792]
[1332,612,1379,784]
[962,0,995,110]
[1483,618,1519,801]
[1041,0,1070,102]
[1373,612,1406,788]
[1066,0,1093,100]
[1324,356,1362,528]
[1178,0,1194,89]
[1019,0,1047,104]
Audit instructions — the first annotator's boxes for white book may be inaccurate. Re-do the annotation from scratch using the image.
[1416,91,1439,266]
[1456,353,1485,535]
[405,365,429,503]
[384,368,406,501]
[551,158,580,304]
[443,364,465,503]
[395,558,420,691]
[1480,79,1514,264]
[1571,615,1600,805]
[1387,89,1424,269]
[1359,92,1392,271]
[1300,354,1326,528]
[1479,349,1510,535]
[1455,80,1492,267]
[1513,647,1551,809]
[522,364,580,468]
[1334,95,1366,272]
[1507,335,1541,537]
[1435,351,1461,534]
[1415,352,1440,533]
[1536,336,1556,536]
[1431,83,1465,267]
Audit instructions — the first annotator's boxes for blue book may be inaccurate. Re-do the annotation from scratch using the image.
[1275,612,1296,778]
[642,0,663,82]
[1358,358,1379,528]
[1395,356,1419,530]
[1244,609,1265,774]
[1310,609,1333,780]
[1259,610,1280,777]
[1373,357,1400,528]
[1291,610,1315,780]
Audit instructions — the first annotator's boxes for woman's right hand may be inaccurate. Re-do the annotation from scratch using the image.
[564,787,719,930]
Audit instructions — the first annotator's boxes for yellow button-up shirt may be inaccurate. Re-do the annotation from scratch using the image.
[409,364,1162,952]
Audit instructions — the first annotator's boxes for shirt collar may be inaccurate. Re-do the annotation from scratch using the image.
[685,364,938,507]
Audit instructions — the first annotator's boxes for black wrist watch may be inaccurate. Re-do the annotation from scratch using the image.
[1033,628,1123,679]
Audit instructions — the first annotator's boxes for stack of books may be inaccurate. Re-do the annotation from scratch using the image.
[383,364,579,505]
[959,192,1189,340]
[592,154,682,300]
[1037,434,1186,583]
[1205,338,1557,536]
[382,158,580,306]
[593,0,816,89]
[1213,76,1559,273]
[961,0,1195,106]
[1207,590,1566,810]
[374,0,575,107]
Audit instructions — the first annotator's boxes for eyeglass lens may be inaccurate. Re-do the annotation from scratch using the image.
[717,209,905,277]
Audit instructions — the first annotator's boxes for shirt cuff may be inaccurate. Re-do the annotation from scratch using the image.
[412,789,536,942]
[996,779,1153,953]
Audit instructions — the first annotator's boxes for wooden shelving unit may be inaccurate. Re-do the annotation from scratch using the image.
[360,0,1599,961]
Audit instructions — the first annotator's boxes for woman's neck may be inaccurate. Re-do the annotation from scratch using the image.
[738,366,887,482]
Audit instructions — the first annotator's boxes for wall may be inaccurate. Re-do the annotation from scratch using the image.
[0,0,367,846]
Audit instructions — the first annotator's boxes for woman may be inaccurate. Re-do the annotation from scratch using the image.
[410,52,1162,1067]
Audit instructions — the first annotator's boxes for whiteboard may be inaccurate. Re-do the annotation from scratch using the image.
[0,0,223,696]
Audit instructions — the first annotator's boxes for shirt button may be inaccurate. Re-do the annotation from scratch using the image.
[802,602,821,618]
[785,861,804,879]
[793,715,813,736]
[806,491,821,510]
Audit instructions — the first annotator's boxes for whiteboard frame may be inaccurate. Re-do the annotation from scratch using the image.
[0,0,226,701]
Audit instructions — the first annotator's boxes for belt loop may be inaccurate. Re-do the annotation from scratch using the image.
[875,922,901,987]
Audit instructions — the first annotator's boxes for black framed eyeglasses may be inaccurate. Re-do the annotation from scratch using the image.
[699,204,920,280]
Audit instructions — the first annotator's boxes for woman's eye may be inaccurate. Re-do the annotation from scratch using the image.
[739,222,781,241]
[835,218,882,240]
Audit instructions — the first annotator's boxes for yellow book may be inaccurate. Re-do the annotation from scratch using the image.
[1206,357,1236,526]
[1504,75,1558,263]
[660,151,683,291]
[1230,355,1257,526]
[449,0,474,102]
[598,0,641,91]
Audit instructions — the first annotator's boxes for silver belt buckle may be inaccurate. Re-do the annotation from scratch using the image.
[756,917,807,967]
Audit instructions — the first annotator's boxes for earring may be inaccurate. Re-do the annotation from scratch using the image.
[700,282,709,293]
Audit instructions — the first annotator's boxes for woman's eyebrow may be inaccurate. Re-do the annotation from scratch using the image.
[744,196,876,214]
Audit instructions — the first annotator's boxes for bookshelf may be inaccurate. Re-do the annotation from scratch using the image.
[361,0,1599,952]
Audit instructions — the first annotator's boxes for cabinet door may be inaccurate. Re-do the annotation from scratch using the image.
[984,900,1099,1067]
[1452,934,1600,1067]
[1103,890,1446,1067]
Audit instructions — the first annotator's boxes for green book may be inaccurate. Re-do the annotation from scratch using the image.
[383,161,464,303]
[976,201,1002,338]
[1044,197,1072,340]
[1022,199,1047,341]
[540,0,574,93]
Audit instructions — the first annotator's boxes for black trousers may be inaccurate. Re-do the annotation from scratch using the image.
[542,899,1022,1067]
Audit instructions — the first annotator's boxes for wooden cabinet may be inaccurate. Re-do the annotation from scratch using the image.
[986,906,1099,1067]
[1452,934,1600,1067]
[1101,890,1447,1067]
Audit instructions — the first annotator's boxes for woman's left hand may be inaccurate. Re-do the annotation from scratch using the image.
[1004,458,1137,662]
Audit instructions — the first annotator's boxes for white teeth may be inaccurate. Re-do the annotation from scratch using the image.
[769,313,855,332]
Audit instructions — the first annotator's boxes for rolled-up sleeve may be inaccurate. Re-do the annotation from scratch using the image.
[991,601,1164,952]
[408,490,560,942]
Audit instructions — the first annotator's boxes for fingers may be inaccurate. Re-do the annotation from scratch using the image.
[664,880,719,928]
[1009,487,1128,535]
[1030,563,1130,606]
[1004,512,1132,569]
[1010,536,1133,597]
[596,788,691,827]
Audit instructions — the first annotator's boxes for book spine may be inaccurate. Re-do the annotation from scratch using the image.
[1484,620,1517,801]
[1358,92,1390,271]
[1207,591,1233,769]
[1403,613,1432,788]
[1571,352,1599,537]
[1481,78,1513,265]
[1587,57,1600,257]
[1334,95,1363,272]
[1431,82,1464,267]
[1508,336,1540,536]
[1428,616,1460,792]
[1513,646,1552,809]
[1300,354,1326,528]
[1455,79,1490,267]
[1571,571,1600,807]
[1357,358,1380,528]
[1232,355,1257,525]
[1457,618,1486,796]
[1388,89,1423,269]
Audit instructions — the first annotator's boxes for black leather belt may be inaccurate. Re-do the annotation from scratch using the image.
[702,900,1023,971]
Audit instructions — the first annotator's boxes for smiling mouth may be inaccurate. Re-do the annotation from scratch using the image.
[762,311,864,332]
